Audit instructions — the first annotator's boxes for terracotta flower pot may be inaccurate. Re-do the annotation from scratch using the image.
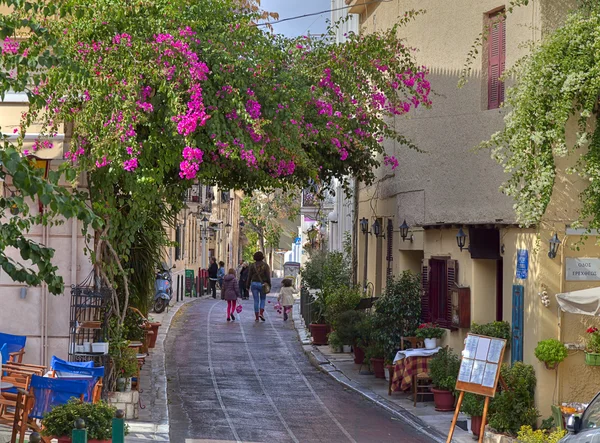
[58,438,111,443]
[147,322,161,348]
[471,415,485,437]
[370,358,386,379]
[353,345,365,364]
[309,324,329,345]
[431,388,455,411]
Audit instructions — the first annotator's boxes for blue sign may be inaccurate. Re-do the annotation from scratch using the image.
[294,237,301,245]
[516,249,529,280]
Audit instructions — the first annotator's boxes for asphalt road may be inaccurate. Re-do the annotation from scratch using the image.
[165,280,435,443]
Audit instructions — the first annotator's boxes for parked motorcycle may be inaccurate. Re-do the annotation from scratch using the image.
[153,264,174,313]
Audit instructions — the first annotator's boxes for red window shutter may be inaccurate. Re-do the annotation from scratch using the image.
[421,259,430,322]
[445,260,458,327]
[488,13,506,109]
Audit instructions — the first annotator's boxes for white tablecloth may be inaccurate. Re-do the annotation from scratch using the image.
[393,347,441,364]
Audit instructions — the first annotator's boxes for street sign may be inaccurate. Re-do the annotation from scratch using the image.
[294,237,301,245]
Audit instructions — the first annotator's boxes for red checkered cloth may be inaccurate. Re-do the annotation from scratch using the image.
[391,356,432,392]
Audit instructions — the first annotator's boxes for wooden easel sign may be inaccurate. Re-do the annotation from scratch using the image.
[446,334,507,443]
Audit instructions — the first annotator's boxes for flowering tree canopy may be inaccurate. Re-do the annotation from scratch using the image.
[0,0,430,305]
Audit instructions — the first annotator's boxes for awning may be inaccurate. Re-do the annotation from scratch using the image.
[556,287,600,316]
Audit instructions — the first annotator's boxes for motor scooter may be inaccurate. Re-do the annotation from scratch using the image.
[153,264,174,313]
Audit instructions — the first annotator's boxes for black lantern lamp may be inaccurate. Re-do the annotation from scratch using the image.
[548,233,561,259]
[239,220,245,229]
[372,219,385,239]
[456,227,468,252]
[360,217,369,235]
[399,219,414,242]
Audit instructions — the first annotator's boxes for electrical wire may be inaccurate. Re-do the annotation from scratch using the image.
[254,0,392,27]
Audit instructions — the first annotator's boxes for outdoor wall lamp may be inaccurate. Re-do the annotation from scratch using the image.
[548,233,561,259]
[399,219,414,242]
[359,217,369,235]
[456,227,468,252]
[372,219,385,239]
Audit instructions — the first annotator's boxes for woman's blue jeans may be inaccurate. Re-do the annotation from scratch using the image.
[251,281,266,312]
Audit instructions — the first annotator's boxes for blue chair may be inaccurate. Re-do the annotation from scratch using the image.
[0,333,26,363]
[50,360,104,403]
[50,356,94,369]
[28,374,88,420]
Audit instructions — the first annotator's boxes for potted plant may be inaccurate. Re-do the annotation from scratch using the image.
[534,338,567,369]
[334,310,364,354]
[429,347,460,411]
[353,314,373,365]
[111,342,139,392]
[328,331,343,353]
[460,393,485,436]
[41,400,120,442]
[471,321,511,340]
[309,290,330,345]
[146,316,161,349]
[585,326,600,366]
[366,341,386,379]
[415,322,445,349]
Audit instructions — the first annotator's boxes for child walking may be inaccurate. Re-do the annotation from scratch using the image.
[222,268,240,321]
[278,278,298,321]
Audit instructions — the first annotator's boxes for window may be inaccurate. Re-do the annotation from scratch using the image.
[421,258,457,328]
[487,10,506,110]
[582,394,600,430]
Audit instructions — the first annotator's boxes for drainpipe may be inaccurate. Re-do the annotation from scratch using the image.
[557,229,566,404]
[352,179,359,286]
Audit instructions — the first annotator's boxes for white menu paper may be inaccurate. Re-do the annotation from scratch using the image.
[458,358,474,382]
[487,339,504,364]
[475,337,491,361]
[463,335,479,359]
[470,360,485,385]
[482,363,499,388]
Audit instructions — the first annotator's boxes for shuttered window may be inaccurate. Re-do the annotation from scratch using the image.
[488,11,506,110]
[421,258,457,328]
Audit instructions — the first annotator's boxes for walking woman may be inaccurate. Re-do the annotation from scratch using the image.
[221,268,240,321]
[208,257,218,299]
[246,251,271,322]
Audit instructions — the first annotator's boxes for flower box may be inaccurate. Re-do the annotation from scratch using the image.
[585,352,600,366]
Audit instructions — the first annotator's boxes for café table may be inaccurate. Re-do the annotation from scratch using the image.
[390,347,441,394]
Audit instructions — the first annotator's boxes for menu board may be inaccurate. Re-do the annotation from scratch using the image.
[455,333,507,397]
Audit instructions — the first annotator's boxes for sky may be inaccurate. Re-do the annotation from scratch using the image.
[259,0,329,37]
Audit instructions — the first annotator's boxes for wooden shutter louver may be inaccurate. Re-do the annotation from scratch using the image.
[421,259,430,322]
[386,219,394,281]
[445,259,458,328]
[488,12,506,109]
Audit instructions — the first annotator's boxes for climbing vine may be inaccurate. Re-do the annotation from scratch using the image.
[480,3,600,228]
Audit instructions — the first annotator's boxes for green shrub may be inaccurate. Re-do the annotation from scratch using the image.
[460,393,485,417]
[489,362,538,436]
[301,250,350,290]
[470,321,511,340]
[429,347,460,391]
[516,425,566,443]
[42,400,123,440]
[334,310,364,345]
[372,271,421,362]
[534,339,568,365]
[324,286,362,327]
[328,331,343,350]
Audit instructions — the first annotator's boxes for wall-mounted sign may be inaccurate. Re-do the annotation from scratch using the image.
[516,249,529,280]
[566,258,600,281]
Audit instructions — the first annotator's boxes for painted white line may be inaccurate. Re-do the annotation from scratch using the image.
[265,299,358,443]
[237,302,300,443]
[207,300,243,443]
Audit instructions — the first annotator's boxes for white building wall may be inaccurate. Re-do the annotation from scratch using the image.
[331,0,359,43]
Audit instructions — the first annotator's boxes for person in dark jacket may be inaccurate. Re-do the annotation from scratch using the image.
[208,257,218,299]
[217,261,226,299]
[222,268,240,321]
[239,262,249,300]
[246,251,271,322]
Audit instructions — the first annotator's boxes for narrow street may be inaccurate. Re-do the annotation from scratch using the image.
[165,281,434,443]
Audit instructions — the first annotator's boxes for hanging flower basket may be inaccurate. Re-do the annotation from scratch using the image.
[585,352,600,366]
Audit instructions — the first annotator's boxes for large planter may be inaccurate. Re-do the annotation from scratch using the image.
[586,352,600,366]
[116,377,126,392]
[370,358,386,379]
[431,388,455,412]
[147,322,161,348]
[424,338,437,349]
[58,438,111,443]
[353,346,365,364]
[309,324,329,346]
[471,416,484,437]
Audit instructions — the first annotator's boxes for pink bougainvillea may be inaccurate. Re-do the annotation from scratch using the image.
[384,155,399,170]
